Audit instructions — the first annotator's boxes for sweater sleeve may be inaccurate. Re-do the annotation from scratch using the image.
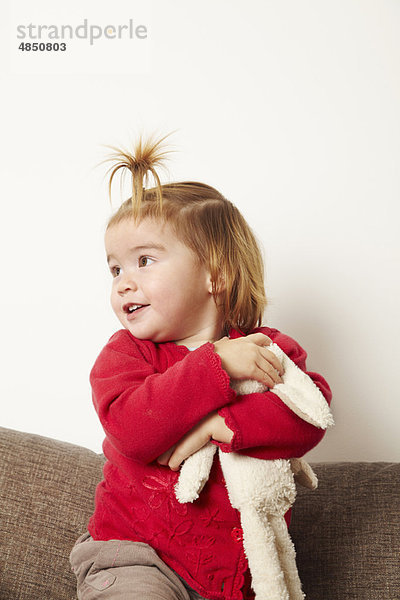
[215,328,332,460]
[90,330,235,464]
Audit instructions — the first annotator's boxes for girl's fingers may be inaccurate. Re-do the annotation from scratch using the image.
[167,431,211,471]
[255,353,283,385]
[253,365,280,388]
[260,347,284,376]
[214,334,282,382]
[246,333,272,346]
[157,445,176,465]
[263,365,283,386]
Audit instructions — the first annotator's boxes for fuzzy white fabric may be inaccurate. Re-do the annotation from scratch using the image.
[175,342,334,600]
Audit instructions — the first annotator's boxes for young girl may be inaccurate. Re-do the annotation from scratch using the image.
[70,136,332,600]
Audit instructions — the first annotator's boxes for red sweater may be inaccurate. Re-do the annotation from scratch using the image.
[88,326,332,600]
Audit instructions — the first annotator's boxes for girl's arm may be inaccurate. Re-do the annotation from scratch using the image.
[157,410,234,470]
[90,330,236,463]
[214,328,332,460]
[160,328,332,468]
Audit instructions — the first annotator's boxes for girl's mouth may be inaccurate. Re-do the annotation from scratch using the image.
[123,303,150,318]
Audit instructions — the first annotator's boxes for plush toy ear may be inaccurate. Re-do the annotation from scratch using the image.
[232,344,333,429]
[269,343,334,429]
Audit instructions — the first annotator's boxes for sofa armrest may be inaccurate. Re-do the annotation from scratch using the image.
[0,427,104,600]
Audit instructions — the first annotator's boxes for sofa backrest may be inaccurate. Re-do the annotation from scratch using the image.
[290,460,400,599]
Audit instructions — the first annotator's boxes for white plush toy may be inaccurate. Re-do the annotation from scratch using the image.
[175,342,334,600]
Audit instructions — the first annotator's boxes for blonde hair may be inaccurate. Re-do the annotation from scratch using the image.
[105,135,267,334]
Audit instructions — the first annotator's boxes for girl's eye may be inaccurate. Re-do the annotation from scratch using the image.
[110,266,121,277]
[139,256,154,267]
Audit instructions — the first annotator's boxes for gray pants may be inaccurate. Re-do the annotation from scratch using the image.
[70,532,209,600]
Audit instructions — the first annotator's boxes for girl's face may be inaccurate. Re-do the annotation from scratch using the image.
[105,218,223,347]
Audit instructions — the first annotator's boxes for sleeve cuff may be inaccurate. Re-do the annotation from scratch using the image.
[213,405,242,453]
[204,342,237,406]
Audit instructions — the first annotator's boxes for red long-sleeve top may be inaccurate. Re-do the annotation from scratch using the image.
[88,326,332,600]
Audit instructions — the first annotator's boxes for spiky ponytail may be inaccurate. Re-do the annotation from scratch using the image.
[105,133,173,219]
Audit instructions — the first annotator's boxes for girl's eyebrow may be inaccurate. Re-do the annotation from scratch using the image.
[107,242,166,264]
[134,243,167,252]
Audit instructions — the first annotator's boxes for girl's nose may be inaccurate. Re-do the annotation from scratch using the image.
[117,273,138,294]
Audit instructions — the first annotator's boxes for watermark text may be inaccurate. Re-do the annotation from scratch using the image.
[17,19,148,46]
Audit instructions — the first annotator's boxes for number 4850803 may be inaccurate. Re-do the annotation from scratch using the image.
[19,42,67,51]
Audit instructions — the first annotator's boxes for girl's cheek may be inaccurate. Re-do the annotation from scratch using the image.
[110,291,119,315]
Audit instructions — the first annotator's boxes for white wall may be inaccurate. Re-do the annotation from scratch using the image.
[1,0,399,462]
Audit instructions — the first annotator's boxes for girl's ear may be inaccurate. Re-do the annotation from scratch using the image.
[209,274,226,295]
[207,274,214,294]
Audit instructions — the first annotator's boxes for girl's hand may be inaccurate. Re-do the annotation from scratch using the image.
[157,411,233,471]
[213,333,284,387]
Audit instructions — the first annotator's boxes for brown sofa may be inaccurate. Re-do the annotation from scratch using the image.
[0,426,399,599]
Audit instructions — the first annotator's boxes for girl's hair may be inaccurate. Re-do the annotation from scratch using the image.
[105,135,267,334]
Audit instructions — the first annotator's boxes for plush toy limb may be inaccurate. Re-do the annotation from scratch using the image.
[219,452,302,599]
[175,442,216,503]
[240,506,290,600]
[269,514,305,600]
[290,458,318,490]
